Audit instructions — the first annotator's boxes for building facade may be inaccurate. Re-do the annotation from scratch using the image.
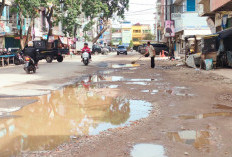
[155,0,211,56]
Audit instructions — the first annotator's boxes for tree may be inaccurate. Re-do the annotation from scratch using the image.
[119,40,122,45]
[56,0,81,37]
[143,33,155,41]
[0,0,5,19]
[13,0,41,49]
[82,0,129,43]
[129,40,133,48]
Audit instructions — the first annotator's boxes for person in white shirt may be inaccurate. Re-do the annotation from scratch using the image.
[144,41,156,68]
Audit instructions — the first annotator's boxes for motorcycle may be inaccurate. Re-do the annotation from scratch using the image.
[82,50,90,66]
[24,56,36,74]
[14,51,24,65]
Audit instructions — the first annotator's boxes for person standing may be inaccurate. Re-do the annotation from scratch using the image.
[144,42,156,68]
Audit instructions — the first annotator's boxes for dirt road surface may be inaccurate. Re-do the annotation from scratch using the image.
[1,52,232,157]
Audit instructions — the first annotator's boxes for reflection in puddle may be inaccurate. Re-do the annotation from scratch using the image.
[112,64,140,68]
[131,144,167,157]
[167,130,210,151]
[151,90,159,95]
[126,82,149,86]
[141,90,149,93]
[179,112,232,120]
[0,85,152,156]
[107,85,119,89]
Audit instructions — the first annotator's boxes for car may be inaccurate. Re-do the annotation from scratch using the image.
[151,44,169,56]
[117,45,127,55]
[92,44,102,54]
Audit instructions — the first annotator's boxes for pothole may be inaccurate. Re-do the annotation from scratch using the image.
[167,130,210,151]
[131,143,167,157]
[0,83,152,156]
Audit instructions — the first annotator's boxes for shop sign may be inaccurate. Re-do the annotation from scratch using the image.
[171,13,181,20]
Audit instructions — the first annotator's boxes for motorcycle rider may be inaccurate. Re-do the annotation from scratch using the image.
[23,41,39,68]
[81,43,91,60]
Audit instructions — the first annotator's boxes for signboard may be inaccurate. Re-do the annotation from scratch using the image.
[171,13,181,20]
[165,20,175,37]
[122,29,132,44]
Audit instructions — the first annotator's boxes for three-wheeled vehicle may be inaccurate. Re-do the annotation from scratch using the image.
[32,38,69,63]
[201,27,232,68]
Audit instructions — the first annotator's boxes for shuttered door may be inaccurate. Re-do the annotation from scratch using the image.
[187,0,196,12]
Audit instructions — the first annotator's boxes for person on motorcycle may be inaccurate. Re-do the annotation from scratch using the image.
[23,41,39,68]
[81,43,91,60]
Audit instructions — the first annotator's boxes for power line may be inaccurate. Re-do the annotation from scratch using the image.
[125,8,155,14]
[130,3,156,6]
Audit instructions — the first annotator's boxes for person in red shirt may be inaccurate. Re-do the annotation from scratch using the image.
[81,43,91,60]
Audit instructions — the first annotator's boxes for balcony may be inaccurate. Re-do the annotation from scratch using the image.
[198,0,214,16]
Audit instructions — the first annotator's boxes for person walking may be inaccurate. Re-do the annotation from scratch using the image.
[144,41,156,68]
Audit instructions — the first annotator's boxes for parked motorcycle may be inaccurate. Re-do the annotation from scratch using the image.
[82,50,90,66]
[24,56,36,74]
[14,51,24,65]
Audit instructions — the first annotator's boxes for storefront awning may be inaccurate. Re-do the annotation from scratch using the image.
[217,27,232,39]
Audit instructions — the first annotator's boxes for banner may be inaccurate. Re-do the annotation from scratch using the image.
[165,20,175,37]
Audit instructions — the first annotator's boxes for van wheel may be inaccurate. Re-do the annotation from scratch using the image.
[46,56,53,63]
[57,56,63,62]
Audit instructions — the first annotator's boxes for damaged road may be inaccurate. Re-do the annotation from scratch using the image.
[1,52,232,157]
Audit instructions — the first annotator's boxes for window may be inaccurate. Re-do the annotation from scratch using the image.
[133,38,139,41]
[186,0,195,12]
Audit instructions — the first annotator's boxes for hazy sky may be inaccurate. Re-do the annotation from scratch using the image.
[125,0,157,31]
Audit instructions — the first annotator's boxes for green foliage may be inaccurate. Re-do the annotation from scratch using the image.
[143,33,155,41]
[129,40,133,48]
[119,40,122,45]
[56,0,82,37]
[14,0,41,18]
[82,0,129,42]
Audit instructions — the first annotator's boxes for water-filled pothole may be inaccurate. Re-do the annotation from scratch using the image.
[131,143,167,157]
[167,130,210,151]
[178,112,232,120]
[111,64,140,68]
[0,84,152,156]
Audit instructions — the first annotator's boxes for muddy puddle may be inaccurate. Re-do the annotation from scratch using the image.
[0,83,152,156]
[165,86,194,97]
[178,112,232,120]
[111,64,140,68]
[131,143,167,157]
[167,130,210,151]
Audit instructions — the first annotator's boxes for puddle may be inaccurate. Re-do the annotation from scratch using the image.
[151,90,159,95]
[0,85,152,156]
[167,130,210,151]
[165,86,194,97]
[131,144,167,157]
[126,82,149,86]
[107,85,119,89]
[141,90,149,93]
[141,90,159,95]
[112,64,140,68]
[178,112,232,120]
[81,74,154,84]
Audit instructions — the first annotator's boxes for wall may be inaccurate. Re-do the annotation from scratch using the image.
[210,0,231,12]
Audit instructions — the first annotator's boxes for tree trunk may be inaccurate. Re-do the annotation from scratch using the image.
[92,26,108,43]
[25,17,34,46]
[74,24,77,38]
[19,11,25,49]
[0,0,5,19]
[46,7,53,45]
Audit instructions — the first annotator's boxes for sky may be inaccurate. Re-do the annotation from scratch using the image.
[124,0,157,32]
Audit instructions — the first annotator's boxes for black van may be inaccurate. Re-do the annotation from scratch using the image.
[151,44,169,56]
